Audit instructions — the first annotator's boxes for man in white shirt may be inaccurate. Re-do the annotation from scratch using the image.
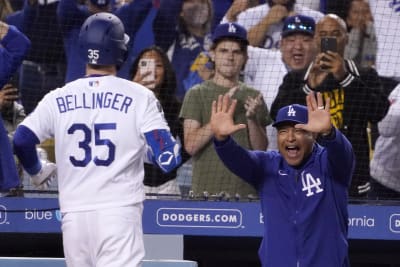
[370,84,400,199]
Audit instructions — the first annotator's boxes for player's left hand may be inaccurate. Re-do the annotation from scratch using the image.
[211,94,246,141]
[295,92,332,135]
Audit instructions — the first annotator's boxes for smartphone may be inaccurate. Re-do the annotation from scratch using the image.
[8,75,19,88]
[320,37,337,53]
[320,37,337,70]
[139,58,155,86]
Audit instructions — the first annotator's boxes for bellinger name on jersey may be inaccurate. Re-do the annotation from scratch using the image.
[55,91,133,114]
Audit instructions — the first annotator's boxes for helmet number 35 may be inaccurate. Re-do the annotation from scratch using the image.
[88,49,100,62]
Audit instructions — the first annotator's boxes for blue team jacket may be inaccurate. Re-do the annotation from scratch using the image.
[214,128,354,267]
[0,25,30,191]
[0,25,30,87]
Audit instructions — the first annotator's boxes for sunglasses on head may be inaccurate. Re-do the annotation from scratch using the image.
[284,23,314,32]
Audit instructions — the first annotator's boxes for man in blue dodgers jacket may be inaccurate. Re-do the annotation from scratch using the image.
[210,92,354,267]
[0,21,31,194]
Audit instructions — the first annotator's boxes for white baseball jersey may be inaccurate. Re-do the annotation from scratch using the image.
[245,46,288,150]
[21,75,169,212]
[221,3,323,49]
[370,84,400,191]
[369,0,400,79]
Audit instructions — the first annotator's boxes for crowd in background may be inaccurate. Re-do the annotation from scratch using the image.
[1,0,400,201]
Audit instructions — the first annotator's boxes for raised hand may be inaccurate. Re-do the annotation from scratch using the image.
[266,5,289,25]
[307,55,329,88]
[0,84,19,110]
[210,94,246,141]
[225,0,253,22]
[295,92,332,134]
[318,51,347,81]
[244,93,264,120]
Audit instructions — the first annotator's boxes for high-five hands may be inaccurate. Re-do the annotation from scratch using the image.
[210,94,246,141]
[295,92,332,135]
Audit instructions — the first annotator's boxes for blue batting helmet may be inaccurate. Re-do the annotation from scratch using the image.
[78,12,129,67]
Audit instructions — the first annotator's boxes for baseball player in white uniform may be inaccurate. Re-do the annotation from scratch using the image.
[13,13,181,267]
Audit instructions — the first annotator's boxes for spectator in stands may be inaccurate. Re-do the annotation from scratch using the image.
[153,0,214,102]
[0,82,26,196]
[344,0,379,151]
[8,0,24,11]
[212,0,257,30]
[57,0,152,82]
[221,0,323,49]
[344,0,377,69]
[369,0,400,96]
[222,0,261,24]
[180,23,270,199]
[131,45,188,198]
[270,14,389,198]
[0,20,30,195]
[0,0,13,21]
[369,84,400,200]
[6,0,66,115]
[0,83,25,140]
[296,0,321,12]
[245,14,317,150]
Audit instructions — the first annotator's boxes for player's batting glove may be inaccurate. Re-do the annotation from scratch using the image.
[30,161,57,190]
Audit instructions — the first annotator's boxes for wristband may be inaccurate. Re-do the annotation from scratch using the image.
[320,127,335,139]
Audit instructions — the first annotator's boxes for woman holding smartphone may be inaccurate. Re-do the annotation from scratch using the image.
[131,45,189,198]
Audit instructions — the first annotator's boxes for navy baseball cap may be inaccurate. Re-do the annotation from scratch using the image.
[281,15,315,38]
[273,104,308,127]
[90,0,110,7]
[212,23,248,45]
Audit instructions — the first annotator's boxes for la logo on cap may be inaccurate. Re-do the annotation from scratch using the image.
[287,105,296,117]
[295,16,301,23]
[228,23,237,33]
